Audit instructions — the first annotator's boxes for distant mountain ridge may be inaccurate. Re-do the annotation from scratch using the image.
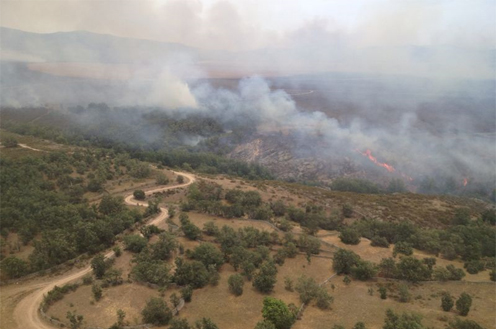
[0,26,200,63]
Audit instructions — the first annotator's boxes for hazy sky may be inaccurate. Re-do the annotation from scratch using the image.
[1,0,495,51]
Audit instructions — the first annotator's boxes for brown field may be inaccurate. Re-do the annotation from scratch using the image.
[297,279,496,329]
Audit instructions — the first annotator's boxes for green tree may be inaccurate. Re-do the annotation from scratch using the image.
[133,190,146,200]
[316,288,334,310]
[261,297,296,329]
[181,285,193,303]
[295,275,319,304]
[448,319,484,329]
[342,203,354,218]
[3,137,18,148]
[339,228,361,245]
[170,318,191,329]
[66,311,84,329]
[456,293,472,316]
[91,254,106,279]
[284,277,293,292]
[382,309,424,329]
[351,261,377,281]
[170,293,181,310]
[396,257,431,283]
[123,234,148,253]
[141,297,172,326]
[177,175,185,184]
[1,256,29,278]
[333,249,360,275]
[255,320,277,329]
[228,274,245,296]
[379,287,387,299]
[398,283,410,303]
[393,242,413,257]
[92,283,102,301]
[441,293,454,311]
[174,260,210,288]
[253,261,278,293]
[151,232,177,260]
[353,322,367,329]
[156,173,169,185]
[194,318,219,329]
[190,243,225,270]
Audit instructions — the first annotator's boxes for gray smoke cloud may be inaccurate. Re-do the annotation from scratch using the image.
[0,0,494,191]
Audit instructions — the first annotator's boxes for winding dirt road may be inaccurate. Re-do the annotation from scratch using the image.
[2,171,195,329]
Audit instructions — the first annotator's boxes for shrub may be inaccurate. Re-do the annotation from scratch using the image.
[123,235,147,253]
[441,293,454,311]
[253,261,278,293]
[92,283,102,301]
[398,283,410,303]
[351,261,377,281]
[316,289,334,310]
[170,318,191,329]
[379,287,387,299]
[133,190,146,200]
[262,297,296,329]
[141,297,172,325]
[371,236,390,248]
[464,260,484,274]
[456,293,472,316]
[228,274,244,296]
[339,228,361,245]
[333,249,360,275]
[295,275,319,304]
[342,204,354,218]
[181,285,193,303]
[393,241,413,257]
[448,319,484,329]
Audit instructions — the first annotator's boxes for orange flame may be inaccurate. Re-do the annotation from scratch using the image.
[463,178,468,186]
[356,149,395,173]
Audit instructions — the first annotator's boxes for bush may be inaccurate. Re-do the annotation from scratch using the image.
[112,246,122,257]
[181,285,193,302]
[342,204,354,218]
[351,261,377,281]
[253,261,278,293]
[339,228,361,245]
[379,287,387,299]
[371,236,390,248]
[456,293,472,316]
[464,260,484,274]
[133,190,146,200]
[262,297,296,329]
[295,275,319,304]
[228,274,244,296]
[333,249,360,275]
[398,283,410,303]
[316,289,334,310]
[441,293,454,311]
[448,319,484,329]
[194,318,219,329]
[1,256,29,279]
[446,265,465,281]
[141,297,172,325]
[170,318,191,329]
[255,320,277,329]
[393,241,413,257]
[123,235,148,253]
[92,283,102,301]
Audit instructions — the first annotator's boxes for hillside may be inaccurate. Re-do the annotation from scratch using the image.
[0,129,494,329]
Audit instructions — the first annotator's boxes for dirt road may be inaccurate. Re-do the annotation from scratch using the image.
[2,171,195,329]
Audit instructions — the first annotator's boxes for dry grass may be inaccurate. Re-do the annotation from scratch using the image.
[295,279,496,329]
